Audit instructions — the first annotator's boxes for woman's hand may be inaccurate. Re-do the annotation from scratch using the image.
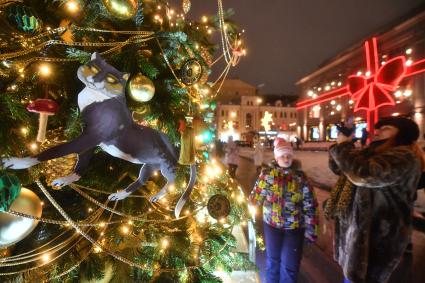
[337,132,353,144]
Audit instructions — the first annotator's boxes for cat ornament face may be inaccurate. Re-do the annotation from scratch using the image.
[77,52,129,98]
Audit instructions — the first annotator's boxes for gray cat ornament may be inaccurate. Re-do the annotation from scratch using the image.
[2,53,196,218]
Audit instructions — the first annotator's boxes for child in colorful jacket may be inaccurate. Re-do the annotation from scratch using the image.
[250,138,319,283]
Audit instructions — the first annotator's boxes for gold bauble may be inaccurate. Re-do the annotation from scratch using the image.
[0,188,43,248]
[128,73,155,102]
[102,0,138,20]
[40,130,77,189]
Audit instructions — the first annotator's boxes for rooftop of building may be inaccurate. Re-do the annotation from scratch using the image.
[296,3,425,85]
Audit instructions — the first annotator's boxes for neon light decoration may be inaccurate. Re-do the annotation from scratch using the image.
[297,37,425,133]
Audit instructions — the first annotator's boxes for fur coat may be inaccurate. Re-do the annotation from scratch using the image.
[329,142,421,283]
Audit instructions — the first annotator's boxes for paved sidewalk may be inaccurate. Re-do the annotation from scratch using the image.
[234,150,425,283]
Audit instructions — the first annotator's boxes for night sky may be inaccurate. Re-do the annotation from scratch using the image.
[184,0,425,95]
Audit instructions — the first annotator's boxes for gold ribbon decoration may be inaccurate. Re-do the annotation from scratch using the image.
[178,116,196,165]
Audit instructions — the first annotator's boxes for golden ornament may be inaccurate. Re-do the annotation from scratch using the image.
[102,0,138,20]
[0,188,43,248]
[40,130,78,189]
[128,73,155,102]
[182,0,191,14]
[180,59,202,86]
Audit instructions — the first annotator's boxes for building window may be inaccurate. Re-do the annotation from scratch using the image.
[284,112,287,118]
[246,113,252,128]
[226,110,228,116]
[236,91,239,96]
[221,110,224,116]
[290,112,293,118]
[259,111,263,117]
[309,106,320,118]
[274,112,277,118]
[280,112,283,118]
[294,112,297,118]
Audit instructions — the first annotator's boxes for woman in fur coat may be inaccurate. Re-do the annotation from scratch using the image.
[327,117,423,283]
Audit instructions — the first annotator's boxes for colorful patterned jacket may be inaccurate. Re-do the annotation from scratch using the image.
[250,160,319,241]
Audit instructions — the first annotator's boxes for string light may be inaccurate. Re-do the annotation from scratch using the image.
[30,143,38,150]
[121,225,130,235]
[66,0,79,13]
[94,246,103,253]
[39,64,51,77]
[42,253,50,263]
[161,238,169,249]
[202,16,208,23]
[21,127,28,135]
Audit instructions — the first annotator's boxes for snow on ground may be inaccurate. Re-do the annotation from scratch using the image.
[238,147,425,212]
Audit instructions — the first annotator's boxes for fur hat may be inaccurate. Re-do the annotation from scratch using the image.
[375,117,419,146]
[274,137,293,158]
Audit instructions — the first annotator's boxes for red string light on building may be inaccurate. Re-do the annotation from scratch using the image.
[296,37,425,133]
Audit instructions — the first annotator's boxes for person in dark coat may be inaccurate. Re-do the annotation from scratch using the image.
[327,117,423,283]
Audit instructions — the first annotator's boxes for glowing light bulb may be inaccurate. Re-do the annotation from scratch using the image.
[121,225,130,234]
[406,48,412,55]
[394,90,402,97]
[66,0,79,13]
[202,16,208,23]
[42,253,50,263]
[336,105,342,111]
[365,71,371,77]
[161,238,169,249]
[330,100,336,105]
[94,246,102,253]
[406,59,413,66]
[39,64,51,77]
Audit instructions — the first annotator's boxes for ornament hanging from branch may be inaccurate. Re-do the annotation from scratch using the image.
[127,73,155,102]
[207,194,231,219]
[180,59,202,86]
[0,188,43,248]
[0,173,21,212]
[5,3,42,34]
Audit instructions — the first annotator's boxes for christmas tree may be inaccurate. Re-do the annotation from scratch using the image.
[0,0,250,282]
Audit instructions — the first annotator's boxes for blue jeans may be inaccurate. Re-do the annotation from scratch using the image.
[264,224,304,283]
[343,278,351,283]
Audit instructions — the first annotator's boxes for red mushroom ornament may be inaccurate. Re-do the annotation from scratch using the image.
[27,99,59,142]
